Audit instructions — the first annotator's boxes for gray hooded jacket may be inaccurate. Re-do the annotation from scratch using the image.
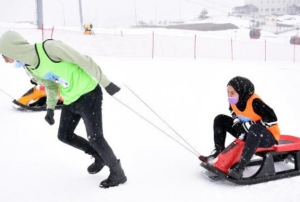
[0,30,111,109]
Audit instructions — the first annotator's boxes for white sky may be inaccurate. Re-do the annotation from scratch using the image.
[0,0,244,27]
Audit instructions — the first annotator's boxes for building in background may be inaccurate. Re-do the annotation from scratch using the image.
[287,4,300,14]
[234,0,300,16]
[232,4,259,17]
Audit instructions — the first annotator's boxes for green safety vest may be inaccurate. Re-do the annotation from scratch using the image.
[28,42,98,105]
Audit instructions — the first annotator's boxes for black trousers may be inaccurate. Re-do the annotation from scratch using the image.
[57,85,118,167]
[214,114,276,167]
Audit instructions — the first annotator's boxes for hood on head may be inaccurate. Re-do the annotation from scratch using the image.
[228,76,255,107]
[0,30,35,64]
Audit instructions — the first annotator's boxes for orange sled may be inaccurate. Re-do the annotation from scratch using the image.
[12,85,63,111]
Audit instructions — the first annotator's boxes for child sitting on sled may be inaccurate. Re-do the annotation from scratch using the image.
[13,79,63,111]
[200,76,280,179]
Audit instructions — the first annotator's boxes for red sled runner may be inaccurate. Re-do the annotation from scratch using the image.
[200,134,300,185]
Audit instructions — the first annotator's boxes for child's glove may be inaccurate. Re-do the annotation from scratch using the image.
[233,120,255,135]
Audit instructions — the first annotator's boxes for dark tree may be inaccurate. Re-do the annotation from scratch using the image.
[199,9,208,19]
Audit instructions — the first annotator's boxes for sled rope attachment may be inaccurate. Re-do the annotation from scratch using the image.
[112,85,200,157]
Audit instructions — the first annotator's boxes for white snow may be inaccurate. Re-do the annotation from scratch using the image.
[1,19,300,201]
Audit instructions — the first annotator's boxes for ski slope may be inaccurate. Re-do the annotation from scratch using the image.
[0,26,300,202]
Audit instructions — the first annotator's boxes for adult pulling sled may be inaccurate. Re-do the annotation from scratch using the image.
[199,134,300,185]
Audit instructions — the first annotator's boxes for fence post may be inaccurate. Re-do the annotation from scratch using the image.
[42,24,44,40]
[294,43,296,62]
[194,34,197,60]
[231,38,233,61]
[265,39,266,62]
[152,31,154,59]
[51,26,54,39]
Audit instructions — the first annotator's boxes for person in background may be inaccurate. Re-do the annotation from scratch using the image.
[200,76,280,179]
[0,30,127,188]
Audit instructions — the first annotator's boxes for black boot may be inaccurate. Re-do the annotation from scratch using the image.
[87,153,105,174]
[100,160,127,188]
[228,164,245,180]
[199,148,223,163]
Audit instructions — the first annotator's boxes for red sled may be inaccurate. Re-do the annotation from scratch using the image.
[200,135,300,185]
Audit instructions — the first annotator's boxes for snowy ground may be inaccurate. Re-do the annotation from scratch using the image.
[1,26,300,201]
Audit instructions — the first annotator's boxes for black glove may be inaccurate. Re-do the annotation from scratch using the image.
[231,117,245,139]
[105,82,121,96]
[30,79,38,86]
[232,122,246,134]
[232,120,257,135]
[45,109,55,125]
[232,117,241,127]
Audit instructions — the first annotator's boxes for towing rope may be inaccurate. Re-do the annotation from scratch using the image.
[0,87,15,100]
[112,85,200,157]
[1,84,201,157]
